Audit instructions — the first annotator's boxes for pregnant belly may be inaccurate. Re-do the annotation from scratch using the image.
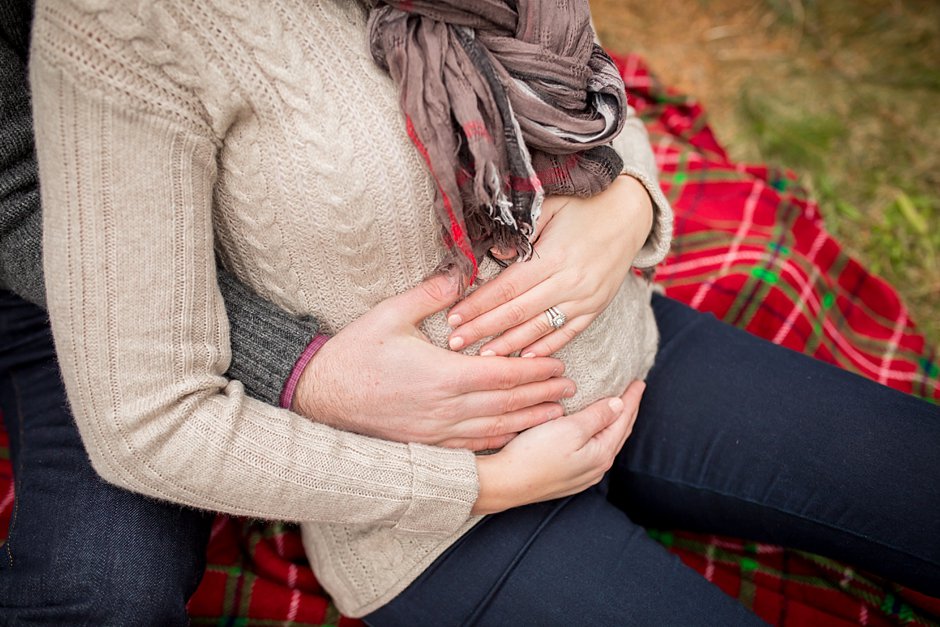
[420,268,659,414]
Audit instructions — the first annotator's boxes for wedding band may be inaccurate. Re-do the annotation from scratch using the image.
[545,306,566,329]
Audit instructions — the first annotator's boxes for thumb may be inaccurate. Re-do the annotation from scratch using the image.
[388,272,461,326]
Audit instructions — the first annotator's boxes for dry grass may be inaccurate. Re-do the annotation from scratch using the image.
[591,0,940,348]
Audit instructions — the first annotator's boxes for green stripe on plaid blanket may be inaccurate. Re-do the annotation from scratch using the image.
[648,530,940,626]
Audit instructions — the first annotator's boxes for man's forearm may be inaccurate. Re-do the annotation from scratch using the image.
[219,269,322,406]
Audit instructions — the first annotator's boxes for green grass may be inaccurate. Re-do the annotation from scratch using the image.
[729,0,940,346]
[591,0,939,347]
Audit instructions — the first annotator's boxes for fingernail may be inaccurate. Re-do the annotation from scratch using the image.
[564,386,576,398]
[548,405,564,419]
[608,398,624,413]
[521,352,536,358]
[448,314,462,327]
[449,336,465,350]
[480,349,495,357]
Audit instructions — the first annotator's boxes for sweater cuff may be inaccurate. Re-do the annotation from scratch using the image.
[620,166,674,269]
[610,111,675,269]
[280,334,330,410]
[393,443,479,535]
[219,269,322,406]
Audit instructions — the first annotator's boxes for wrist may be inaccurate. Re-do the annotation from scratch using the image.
[614,174,655,255]
[471,454,514,515]
[281,334,331,411]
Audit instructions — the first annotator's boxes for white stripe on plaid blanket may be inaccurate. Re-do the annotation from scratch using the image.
[655,148,705,167]
[0,483,11,518]
[690,179,764,309]
[772,229,827,346]
[878,307,909,385]
[288,587,301,622]
[820,316,929,385]
[662,249,933,385]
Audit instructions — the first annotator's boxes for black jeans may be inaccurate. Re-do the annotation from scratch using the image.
[367,294,940,626]
[0,291,213,625]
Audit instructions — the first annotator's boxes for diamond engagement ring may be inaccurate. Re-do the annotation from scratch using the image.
[545,306,567,329]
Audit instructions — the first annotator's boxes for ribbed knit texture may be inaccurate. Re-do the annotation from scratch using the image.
[218,268,321,406]
[31,0,672,616]
[0,0,318,404]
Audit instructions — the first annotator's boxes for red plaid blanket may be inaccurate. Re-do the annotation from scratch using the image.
[0,53,937,626]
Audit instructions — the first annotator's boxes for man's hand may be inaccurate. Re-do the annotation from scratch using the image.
[291,273,575,451]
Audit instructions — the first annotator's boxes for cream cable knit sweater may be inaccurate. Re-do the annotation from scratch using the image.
[31,0,673,616]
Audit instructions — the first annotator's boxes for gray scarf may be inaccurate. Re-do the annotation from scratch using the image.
[368,0,626,285]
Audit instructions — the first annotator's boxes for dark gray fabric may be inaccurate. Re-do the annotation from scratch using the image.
[0,1,318,407]
[0,204,44,307]
[0,0,33,62]
[0,1,44,307]
[219,270,321,406]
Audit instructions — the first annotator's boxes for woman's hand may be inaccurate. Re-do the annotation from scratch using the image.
[447,176,654,358]
[472,381,645,515]
[291,273,576,451]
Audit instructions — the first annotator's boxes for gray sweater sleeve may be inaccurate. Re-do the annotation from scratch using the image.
[0,12,319,406]
[0,17,46,308]
[219,269,321,405]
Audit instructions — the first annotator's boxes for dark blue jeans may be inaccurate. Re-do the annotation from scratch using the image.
[0,291,213,625]
[368,294,940,626]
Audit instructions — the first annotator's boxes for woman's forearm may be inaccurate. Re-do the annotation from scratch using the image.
[30,14,477,532]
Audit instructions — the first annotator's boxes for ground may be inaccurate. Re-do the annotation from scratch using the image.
[591,0,939,348]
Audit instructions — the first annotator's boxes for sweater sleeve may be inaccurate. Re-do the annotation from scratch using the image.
[0,6,318,405]
[611,105,674,269]
[31,16,477,532]
[218,268,322,407]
